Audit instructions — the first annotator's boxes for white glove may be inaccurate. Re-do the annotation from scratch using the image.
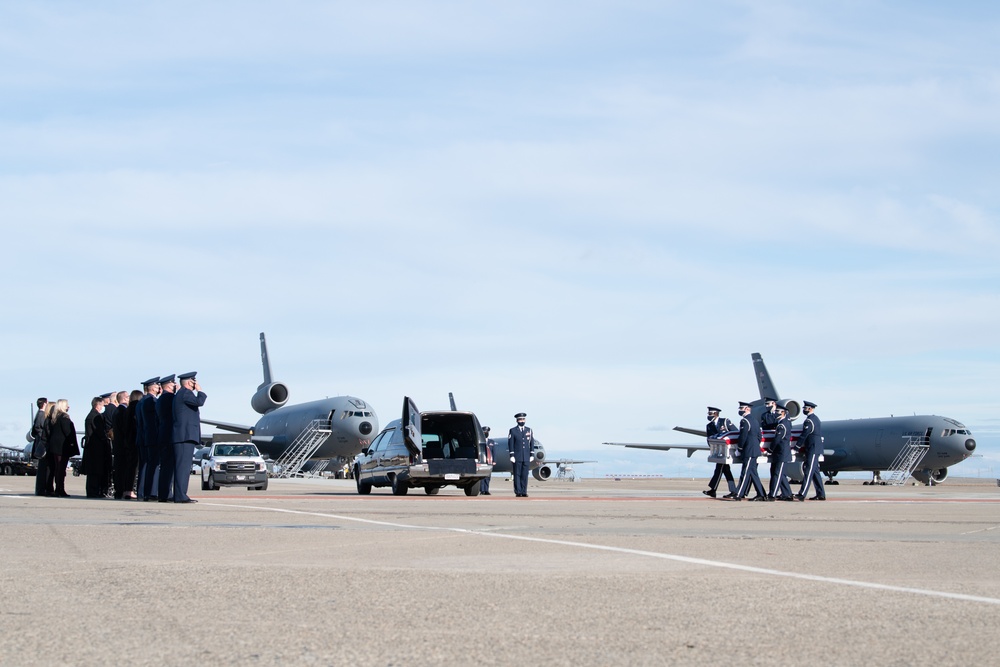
[510,455,515,463]
[529,456,534,463]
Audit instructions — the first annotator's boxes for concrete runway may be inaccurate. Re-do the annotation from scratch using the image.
[2,473,999,666]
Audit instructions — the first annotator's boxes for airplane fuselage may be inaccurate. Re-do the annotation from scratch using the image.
[253,396,377,463]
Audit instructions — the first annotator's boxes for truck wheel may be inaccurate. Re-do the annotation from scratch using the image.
[464,483,481,497]
[208,473,219,491]
[258,479,268,491]
[201,476,209,491]
[1,464,11,476]
[390,475,409,496]
[424,486,440,495]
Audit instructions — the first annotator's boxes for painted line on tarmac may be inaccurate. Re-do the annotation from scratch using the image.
[202,501,1000,607]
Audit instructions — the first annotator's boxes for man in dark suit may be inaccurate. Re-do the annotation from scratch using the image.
[794,401,826,501]
[172,372,207,504]
[112,391,137,499]
[83,396,113,498]
[155,375,177,502]
[137,377,161,501]
[767,403,794,500]
[507,413,535,498]
[703,406,737,498]
[733,401,766,501]
[32,397,50,497]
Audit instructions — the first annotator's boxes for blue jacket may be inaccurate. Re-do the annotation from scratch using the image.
[799,413,822,457]
[139,394,159,448]
[156,390,176,447]
[737,416,762,458]
[772,417,793,462]
[172,387,206,444]
[507,425,535,462]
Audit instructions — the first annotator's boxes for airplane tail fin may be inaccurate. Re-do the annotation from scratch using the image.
[752,352,778,401]
[259,332,273,390]
[448,392,457,411]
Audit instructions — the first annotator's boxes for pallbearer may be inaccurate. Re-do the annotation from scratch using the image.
[702,406,737,498]
[733,401,766,501]
[767,403,793,501]
[794,401,826,501]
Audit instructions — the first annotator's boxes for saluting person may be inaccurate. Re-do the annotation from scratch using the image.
[507,413,535,498]
[794,401,826,501]
[767,403,793,501]
[172,372,206,503]
[759,397,780,431]
[703,406,737,498]
[733,401,766,501]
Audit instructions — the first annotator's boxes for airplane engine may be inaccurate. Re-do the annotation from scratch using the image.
[534,448,545,462]
[779,400,801,420]
[251,382,290,415]
[911,467,948,485]
[532,464,555,481]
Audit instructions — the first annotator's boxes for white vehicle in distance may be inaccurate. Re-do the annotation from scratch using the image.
[201,441,269,491]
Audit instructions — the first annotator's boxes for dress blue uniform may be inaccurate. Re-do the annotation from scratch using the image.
[155,376,177,502]
[768,410,793,500]
[480,429,494,495]
[507,413,534,497]
[734,403,766,500]
[795,402,826,500]
[759,398,780,431]
[704,408,737,497]
[138,381,161,501]
[172,372,206,503]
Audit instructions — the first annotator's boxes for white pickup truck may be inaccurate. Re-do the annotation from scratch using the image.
[201,442,269,491]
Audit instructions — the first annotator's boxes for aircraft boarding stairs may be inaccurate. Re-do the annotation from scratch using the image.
[272,419,332,478]
[881,435,930,486]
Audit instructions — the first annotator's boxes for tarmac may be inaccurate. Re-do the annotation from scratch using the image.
[2,473,999,666]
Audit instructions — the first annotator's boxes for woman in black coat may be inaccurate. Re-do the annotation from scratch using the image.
[45,399,77,498]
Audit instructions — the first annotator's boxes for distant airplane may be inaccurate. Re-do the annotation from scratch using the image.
[201,333,379,467]
[447,392,594,481]
[604,353,976,485]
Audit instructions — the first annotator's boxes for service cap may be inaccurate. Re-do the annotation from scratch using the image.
[803,401,817,409]
[738,401,753,408]
[99,392,113,399]
[514,412,526,419]
[159,374,176,385]
[707,406,721,413]
[764,396,777,403]
[142,376,160,387]
[178,371,198,381]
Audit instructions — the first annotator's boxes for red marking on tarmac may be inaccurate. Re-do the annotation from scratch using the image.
[192,495,1000,503]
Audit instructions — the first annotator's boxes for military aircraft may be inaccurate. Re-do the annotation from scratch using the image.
[446,393,595,481]
[201,333,378,467]
[604,353,976,485]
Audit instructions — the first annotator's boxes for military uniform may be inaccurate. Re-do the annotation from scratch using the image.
[480,427,493,495]
[734,402,766,500]
[795,402,826,500]
[172,372,206,503]
[768,409,793,500]
[134,377,159,501]
[155,375,177,502]
[138,380,161,501]
[703,407,737,498]
[507,413,534,498]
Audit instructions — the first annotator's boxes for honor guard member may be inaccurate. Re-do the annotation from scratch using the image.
[172,372,206,503]
[137,377,161,501]
[702,407,737,498]
[507,413,535,498]
[767,403,794,500]
[794,401,826,501]
[733,401,766,501]
[480,426,494,496]
[760,396,780,431]
[155,375,178,502]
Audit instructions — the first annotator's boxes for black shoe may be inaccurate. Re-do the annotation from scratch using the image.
[702,490,716,498]
[811,496,826,501]
[766,496,775,502]
[722,493,735,499]
[482,492,491,496]
[731,496,743,501]
[751,496,767,502]
[793,494,805,501]
[778,496,794,501]
[177,499,197,504]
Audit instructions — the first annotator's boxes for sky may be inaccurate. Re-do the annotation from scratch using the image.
[1,1,998,480]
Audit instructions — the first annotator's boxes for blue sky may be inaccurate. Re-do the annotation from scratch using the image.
[1,2,997,479]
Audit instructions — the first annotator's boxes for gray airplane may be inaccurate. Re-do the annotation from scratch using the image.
[605,353,976,485]
[445,393,595,481]
[201,333,378,465]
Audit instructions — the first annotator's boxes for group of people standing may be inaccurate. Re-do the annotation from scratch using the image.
[29,372,206,503]
[702,398,826,502]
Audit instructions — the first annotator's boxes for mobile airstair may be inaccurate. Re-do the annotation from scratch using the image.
[881,434,930,486]
[272,419,332,478]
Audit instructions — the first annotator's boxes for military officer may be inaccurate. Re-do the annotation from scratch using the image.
[507,412,535,498]
[480,426,493,495]
[759,396,780,431]
[702,406,737,498]
[136,377,161,501]
[155,375,177,502]
[794,401,826,501]
[172,372,206,503]
[733,401,767,501]
[767,403,794,500]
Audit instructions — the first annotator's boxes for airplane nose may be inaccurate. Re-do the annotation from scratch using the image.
[965,438,976,452]
[359,421,373,436]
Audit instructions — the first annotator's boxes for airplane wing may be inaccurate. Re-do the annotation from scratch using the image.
[546,459,597,465]
[201,419,253,434]
[603,442,709,458]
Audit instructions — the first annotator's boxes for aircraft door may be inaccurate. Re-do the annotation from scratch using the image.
[402,396,422,456]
